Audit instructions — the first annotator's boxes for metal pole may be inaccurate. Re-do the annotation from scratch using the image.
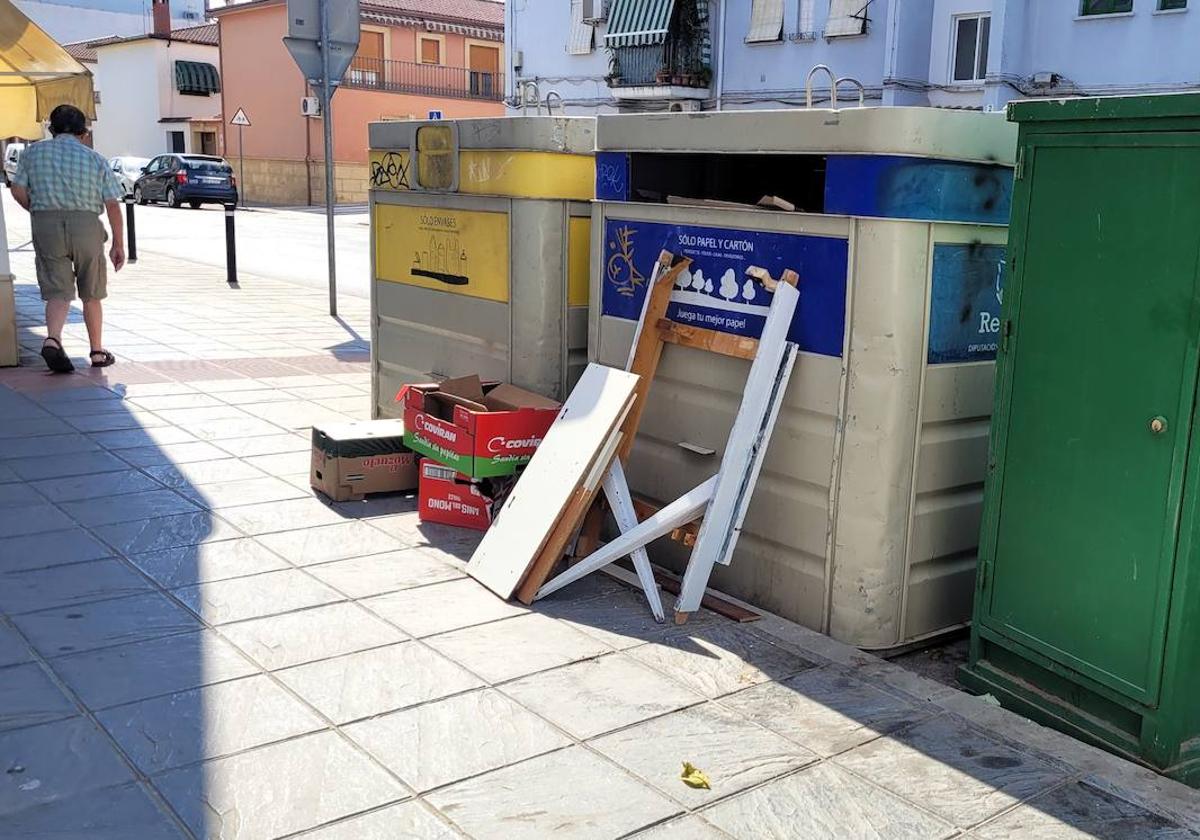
[124,196,137,264]
[224,203,238,285]
[320,0,337,317]
[238,123,246,208]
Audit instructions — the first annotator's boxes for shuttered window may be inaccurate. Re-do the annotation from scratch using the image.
[174,61,220,95]
[825,0,868,37]
[746,0,784,42]
[569,0,595,54]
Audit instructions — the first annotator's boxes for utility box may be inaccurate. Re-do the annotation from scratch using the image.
[961,93,1200,788]
[591,107,1016,651]
[367,116,595,412]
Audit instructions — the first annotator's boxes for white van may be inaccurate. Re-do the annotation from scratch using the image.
[3,144,26,185]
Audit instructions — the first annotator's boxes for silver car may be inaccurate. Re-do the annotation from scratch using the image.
[108,156,151,197]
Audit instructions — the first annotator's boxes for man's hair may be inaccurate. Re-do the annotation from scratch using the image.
[48,105,88,137]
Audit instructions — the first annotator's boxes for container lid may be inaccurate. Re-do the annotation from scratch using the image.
[595,107,1017,165]
[370,116,596,156]
[1007,92,1200,124]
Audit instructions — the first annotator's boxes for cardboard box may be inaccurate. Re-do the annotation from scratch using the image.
[311,420,418,502]
[398,377,560,478]
[417,459,495,531]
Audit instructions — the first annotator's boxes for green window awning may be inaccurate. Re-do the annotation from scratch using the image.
[604,0,677,47]
[175,60,220,95]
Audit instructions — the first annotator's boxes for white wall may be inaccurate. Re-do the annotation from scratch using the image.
[14,0,206,42]
[90,38,221,158]
[927,0,993,109]
[156,40,224,125]
[506,0,616,113]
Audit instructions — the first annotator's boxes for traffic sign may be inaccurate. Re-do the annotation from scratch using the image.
[283,0,360,85]
[230,108,251,127]
[428,110,443,120]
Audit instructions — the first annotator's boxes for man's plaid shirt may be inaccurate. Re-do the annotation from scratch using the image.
[12,134,123,213]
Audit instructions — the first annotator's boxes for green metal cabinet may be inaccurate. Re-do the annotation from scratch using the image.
[961,93,1200,787]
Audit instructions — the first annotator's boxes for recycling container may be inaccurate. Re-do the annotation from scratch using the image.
[368,116,595,414]
[0,193,17,367]
[960,93,1200,787]
[591,107,1016,650]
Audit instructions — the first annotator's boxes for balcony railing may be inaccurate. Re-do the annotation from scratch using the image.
[607,44,710,89]
[344,58,504,101]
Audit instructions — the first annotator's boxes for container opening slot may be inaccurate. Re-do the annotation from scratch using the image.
[627,153,827,213]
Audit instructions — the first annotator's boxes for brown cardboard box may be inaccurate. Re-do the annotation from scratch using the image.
[311,420,418,502]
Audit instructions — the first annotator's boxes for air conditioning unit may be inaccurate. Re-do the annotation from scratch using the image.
[301,96,321,117]
[668,100,702,113]
[581,0,608,23]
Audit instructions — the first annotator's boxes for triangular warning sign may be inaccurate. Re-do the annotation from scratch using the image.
[230,108,251,127]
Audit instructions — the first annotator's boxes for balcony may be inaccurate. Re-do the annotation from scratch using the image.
[607,43,711,101]
[344,58,504,102]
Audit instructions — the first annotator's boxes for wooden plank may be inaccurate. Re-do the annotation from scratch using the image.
[652,570,761,623]
[631,496,700,544]
[513,425,629,604]
[674,282,800,619]
[656,320,759,360]
[574,253,684,561]
[602,459,664,622]
[467,363,640,599]
[536,476,718,601]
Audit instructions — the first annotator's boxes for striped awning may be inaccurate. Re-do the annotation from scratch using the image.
[604,0,677,47]
[174,60,220,95]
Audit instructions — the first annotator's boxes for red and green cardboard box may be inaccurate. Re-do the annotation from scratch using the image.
[397,377,560,478]
[417,459,495,531]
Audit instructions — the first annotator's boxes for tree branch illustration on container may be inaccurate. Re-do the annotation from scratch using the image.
[606,225,646,296]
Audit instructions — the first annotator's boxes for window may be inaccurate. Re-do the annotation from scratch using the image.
[1159,0,1187,9]
[569,0,595,54]
[468,43,500,97]
[825,0,868,36]
[746,0,785,43]
[952,14,990,82]
[797,0,817,39]
[1080,0,1133,15]
[351,29,385,85]
[419,36,442,65]
[168,132,185,153]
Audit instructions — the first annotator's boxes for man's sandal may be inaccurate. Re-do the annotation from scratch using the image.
[89,350,116,368]
[40,338,74,373]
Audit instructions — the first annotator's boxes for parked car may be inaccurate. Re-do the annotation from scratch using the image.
[3,143,26,185]
[133,153,238,208]
[108,156,151,197]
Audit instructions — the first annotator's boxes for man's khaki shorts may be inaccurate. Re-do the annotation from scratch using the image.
[30,211,108,302]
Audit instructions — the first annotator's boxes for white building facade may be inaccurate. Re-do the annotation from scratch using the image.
[507,0,1200,114]
[70,24,223,159]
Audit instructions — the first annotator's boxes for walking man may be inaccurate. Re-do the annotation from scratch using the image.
[10,104,125,372]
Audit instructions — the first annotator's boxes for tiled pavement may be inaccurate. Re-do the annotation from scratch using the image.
[2,247,1200,838]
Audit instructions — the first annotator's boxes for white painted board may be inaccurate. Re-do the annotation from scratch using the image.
[467,363,640,598]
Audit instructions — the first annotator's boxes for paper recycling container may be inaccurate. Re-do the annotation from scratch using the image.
[961,93,1200,787]
[590,107,1016,650]
[368,116,595,413]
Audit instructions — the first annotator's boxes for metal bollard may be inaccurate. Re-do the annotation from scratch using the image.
[124,196,137,264]
[224,202,238,286]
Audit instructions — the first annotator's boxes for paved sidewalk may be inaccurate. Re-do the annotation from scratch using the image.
[2,241,1199,838]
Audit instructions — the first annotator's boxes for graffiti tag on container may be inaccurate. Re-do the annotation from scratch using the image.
[370,152,409,189]
[606,224,646,297]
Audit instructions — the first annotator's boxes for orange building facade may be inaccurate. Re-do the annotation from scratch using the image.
[212,0,504,205]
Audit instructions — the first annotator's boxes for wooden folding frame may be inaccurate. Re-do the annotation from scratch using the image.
[536,251,800,623]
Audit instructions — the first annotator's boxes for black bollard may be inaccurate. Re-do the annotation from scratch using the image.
[124,196,137,264]
[224,202,237,286]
